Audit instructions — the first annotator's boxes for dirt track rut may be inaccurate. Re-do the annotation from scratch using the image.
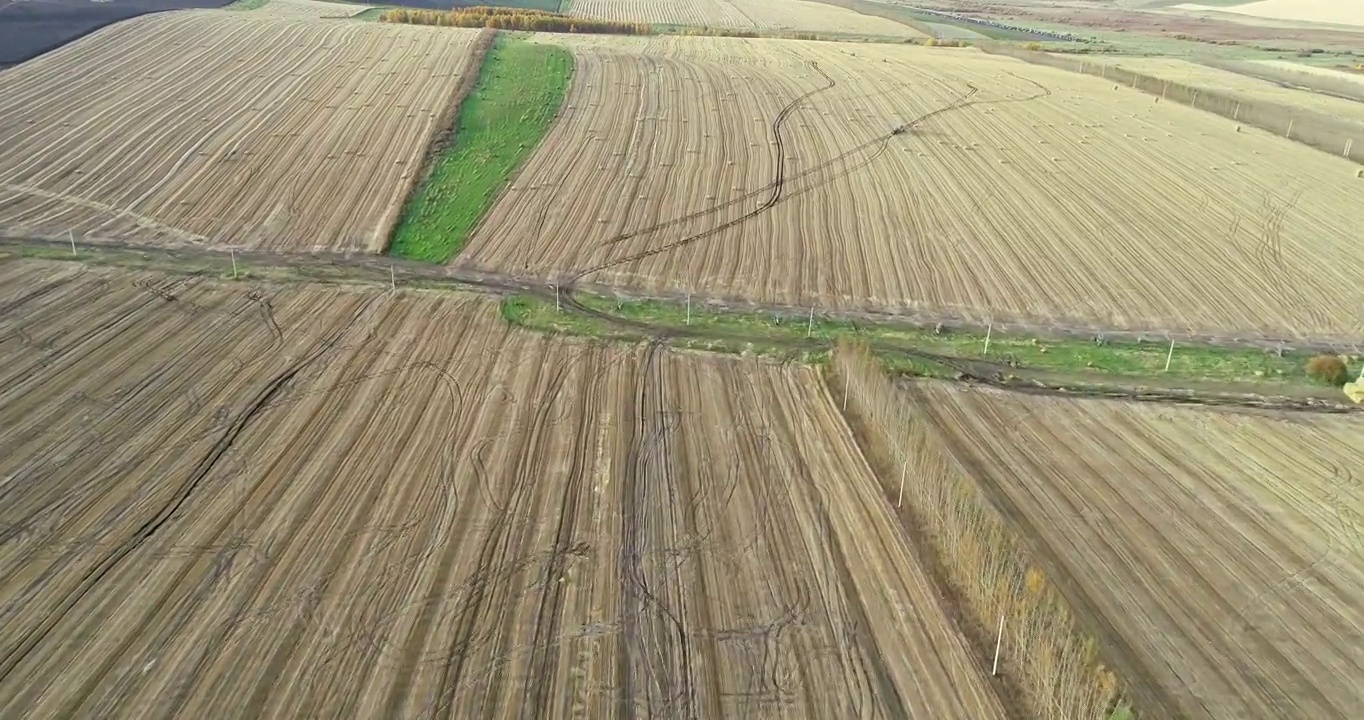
[0,260,1007,719]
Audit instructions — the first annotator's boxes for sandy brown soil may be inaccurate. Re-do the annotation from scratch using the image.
[912,380,1364,719]
[0,259,1007,719]
[0,13,479,253]
[567,0,925,36]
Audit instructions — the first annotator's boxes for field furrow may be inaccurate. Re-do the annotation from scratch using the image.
[0,13,480,253]
[0,259,1008,719]
[460,35,1364,341]
[913,380,1364,719]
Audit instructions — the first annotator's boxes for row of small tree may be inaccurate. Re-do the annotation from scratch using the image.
[380,7,652,35]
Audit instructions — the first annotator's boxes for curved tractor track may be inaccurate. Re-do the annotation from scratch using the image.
[564,67,1050,286]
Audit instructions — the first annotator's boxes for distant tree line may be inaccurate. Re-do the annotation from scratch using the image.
[380,7,652,35]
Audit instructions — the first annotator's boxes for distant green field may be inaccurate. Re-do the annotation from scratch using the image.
[388,37,573,263]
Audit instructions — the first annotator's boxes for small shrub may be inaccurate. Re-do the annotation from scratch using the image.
[1026,41,1043,51]
[1306,354,1349,386]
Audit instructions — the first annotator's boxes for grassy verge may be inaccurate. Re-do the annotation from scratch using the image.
[226,0,270,9]
[387,36,572,263]
[504,292,1351,390]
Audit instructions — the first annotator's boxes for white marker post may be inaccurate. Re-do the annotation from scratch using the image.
[69,230,76,256]
[1344,139,1353,158]
[1286,119,1295,139]
[983,323,993,356]
[231,249,238,279]
[1164,338,1175,372]
[1234,102,1241,121]
[843,379,849,411]
[555,285,561,313]
[897,458,907,508]
[806,307,815,339]
[686,292,692,326]
[390,264,396,292]
[992,614,1005,676]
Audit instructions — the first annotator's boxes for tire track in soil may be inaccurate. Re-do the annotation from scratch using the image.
[571,71,1052,287]
[85,296,383,717]
[522,344,603,719]
[0,289,383,688]
[428,356,571,719]
[616,340,696,719]
[766,372,903,718]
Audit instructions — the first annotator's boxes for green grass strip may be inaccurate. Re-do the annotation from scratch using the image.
[505,293,1351,390]
[388,37,572,263]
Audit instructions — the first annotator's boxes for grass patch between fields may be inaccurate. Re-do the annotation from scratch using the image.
[504,292,1336,390]
[387,36,572,263]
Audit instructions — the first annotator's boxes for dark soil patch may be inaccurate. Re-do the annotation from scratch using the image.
[0,0,234,69]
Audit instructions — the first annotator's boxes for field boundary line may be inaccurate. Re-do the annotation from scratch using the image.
[6,232,1364,353]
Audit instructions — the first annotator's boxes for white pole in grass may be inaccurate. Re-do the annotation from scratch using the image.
[231,249,238,279]
[686,292,691,326]
[992,613,1005,676]
[806,307,814,339]
[69,229,76,256]
[983,323,993,356]
[555,285,561,313]
[390,264,396,292]
[897,458,907,508]
[842,378,849,411]
[1286,119,1294,139]
[1164,338,1175,372]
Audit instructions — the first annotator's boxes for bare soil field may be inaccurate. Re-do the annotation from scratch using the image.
[912,380,1364,719]
[0,258,1007,718]
[955,0,1364,47]
[255,0,375,19]
[0,12,480,253]
[566,0,925,36]
[459,35,1364,341]
[1088,57,1364,123]
[0,0,233,69]
[1176,0,1364,28]
[1251,60,1364,88]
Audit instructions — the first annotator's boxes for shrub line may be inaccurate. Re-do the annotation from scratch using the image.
[828,341,1134,718]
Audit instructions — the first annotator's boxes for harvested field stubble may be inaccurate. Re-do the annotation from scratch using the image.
[915,381,1364,719]
[460,35,1364,341]
[0,13,481,253]
[567,0,925,36]
[0,259,1006,718]
[1079,56,1364,126]
[828,342,1122,720]
[253,0,376,18]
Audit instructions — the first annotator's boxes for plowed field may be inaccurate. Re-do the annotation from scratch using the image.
[460,35,1364,341]
[0,259,1006,719]
[1090,57,1364,124]
[256,0,374,18]
[0,13,480,253]
[566,0,924,36]
[912,381,1364,720]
